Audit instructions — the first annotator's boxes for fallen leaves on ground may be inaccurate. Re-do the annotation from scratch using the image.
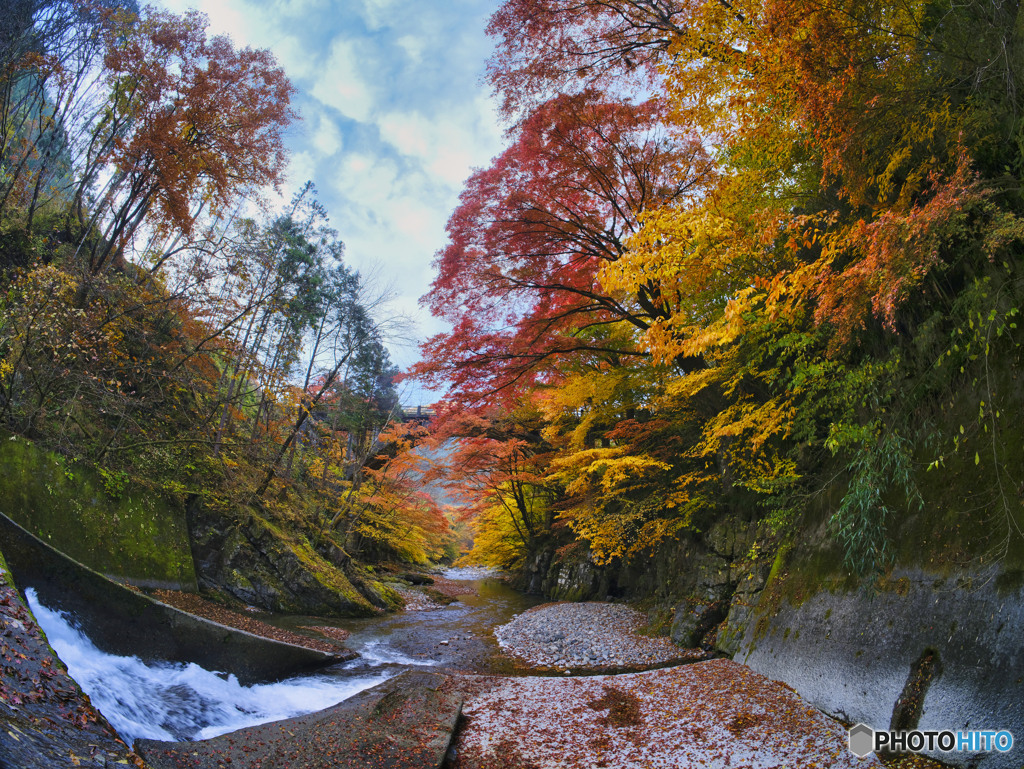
[429,576,478,598]
[453,659,884,769]
[297,625,350,642]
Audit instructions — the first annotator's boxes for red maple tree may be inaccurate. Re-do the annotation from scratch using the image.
[411,90,712,404]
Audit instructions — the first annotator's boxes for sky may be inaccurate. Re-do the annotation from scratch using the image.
[156,0,506,406]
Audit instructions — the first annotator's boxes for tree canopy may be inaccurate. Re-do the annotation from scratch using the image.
[413,0,1024,574]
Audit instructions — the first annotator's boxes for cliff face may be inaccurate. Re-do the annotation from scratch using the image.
[185,499,403,617]
[520,510,765,647]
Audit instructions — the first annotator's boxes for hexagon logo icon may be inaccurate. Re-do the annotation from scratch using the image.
[848,723,875,757]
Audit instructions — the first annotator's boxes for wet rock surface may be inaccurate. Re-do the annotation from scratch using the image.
[136,671,463,769]
[495,602,707,671]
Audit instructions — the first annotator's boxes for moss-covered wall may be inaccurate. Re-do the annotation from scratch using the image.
[0,431,196,589]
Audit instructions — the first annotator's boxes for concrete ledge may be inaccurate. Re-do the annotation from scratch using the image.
[0,511,344,684]
[136,671,464,769]
[736,567,1024,769]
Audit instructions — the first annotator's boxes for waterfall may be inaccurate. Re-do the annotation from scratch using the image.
[26,589,392,745]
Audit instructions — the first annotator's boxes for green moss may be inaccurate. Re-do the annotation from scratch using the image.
[0,549,11,588]
[891,364,1024,573]
[229,569,255,592]
[259,517,377,612]
[637,605,674,638]
[875,575,911,596]
[291,538,371,607]
[749,538,861,641]
[995,568,1024,596]
[369,580,405,610]
[766,542,792,586]
[0,431,195,587]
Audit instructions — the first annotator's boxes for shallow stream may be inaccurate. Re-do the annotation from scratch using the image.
[26,569,542,746]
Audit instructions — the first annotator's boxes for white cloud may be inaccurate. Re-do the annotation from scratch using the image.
[378,111,431,160]
[156,0,504,403]
[270,34,318,82]
[390,197,443,241]
[359,0,397,30]
[377,103,500,187]
[310,39,376,122]
[311,114,343,156]
[396,34,425,64]
[287,150,317,189]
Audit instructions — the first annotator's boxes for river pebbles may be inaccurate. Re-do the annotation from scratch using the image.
[494,602,706,670]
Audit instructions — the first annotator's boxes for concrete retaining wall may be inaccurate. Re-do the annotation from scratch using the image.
[0,432,196,590]
[733,567,1023,769]
[0,512,343,684]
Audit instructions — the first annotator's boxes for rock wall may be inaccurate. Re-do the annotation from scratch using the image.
[186,499,401,617]
[521,511,764,646]
[522,511,1023,768]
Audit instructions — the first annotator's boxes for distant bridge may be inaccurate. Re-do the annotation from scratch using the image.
[400,406,436,422]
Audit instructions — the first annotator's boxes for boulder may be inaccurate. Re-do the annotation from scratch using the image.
[187,502,399,617]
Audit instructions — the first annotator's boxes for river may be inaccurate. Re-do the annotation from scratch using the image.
[25,568,542,746]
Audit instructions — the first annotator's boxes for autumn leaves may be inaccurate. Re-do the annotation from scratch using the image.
[412,0,1024,572]
[0,5,451,570]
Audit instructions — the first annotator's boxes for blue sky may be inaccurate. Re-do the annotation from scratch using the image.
[158,0,505,405]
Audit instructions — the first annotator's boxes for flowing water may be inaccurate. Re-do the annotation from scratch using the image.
[25,568,541,746]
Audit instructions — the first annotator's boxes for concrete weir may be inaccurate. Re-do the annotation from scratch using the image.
[0,511,344,684]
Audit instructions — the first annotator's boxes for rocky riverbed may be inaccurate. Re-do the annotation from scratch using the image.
[495,601,707,671]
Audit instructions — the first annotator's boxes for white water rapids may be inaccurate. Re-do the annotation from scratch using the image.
[25,589,412,745]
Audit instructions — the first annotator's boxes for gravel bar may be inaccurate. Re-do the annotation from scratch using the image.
[495,601,706,671]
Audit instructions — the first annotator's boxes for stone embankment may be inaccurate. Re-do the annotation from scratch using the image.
[495,601,707,671]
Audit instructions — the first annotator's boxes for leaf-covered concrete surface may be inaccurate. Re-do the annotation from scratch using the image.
[451,659,882,769]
